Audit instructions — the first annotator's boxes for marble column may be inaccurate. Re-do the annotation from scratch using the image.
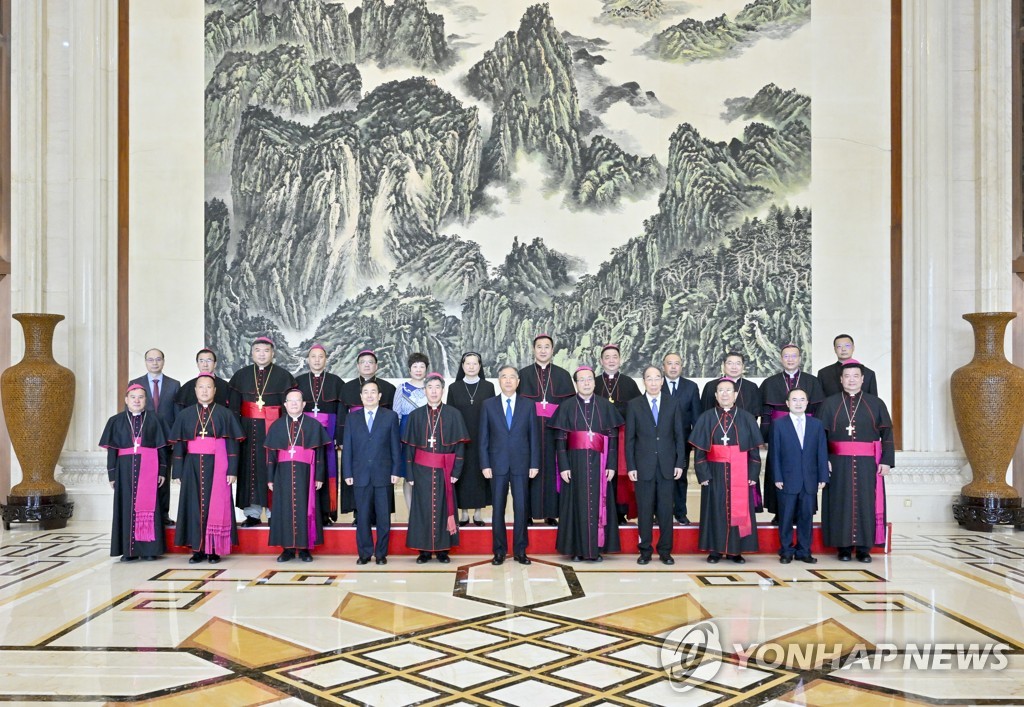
[11,0,119,519]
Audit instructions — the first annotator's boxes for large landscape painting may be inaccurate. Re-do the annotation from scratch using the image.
[204,0,812,377]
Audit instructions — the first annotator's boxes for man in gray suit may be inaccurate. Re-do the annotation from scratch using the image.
[130,348,180,526]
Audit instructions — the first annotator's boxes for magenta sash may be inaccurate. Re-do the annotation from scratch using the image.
[118,446,159,542]
[305,412,338,479]
[567,431,610,547]
[770,410,788,420]
[828,440,886,545]
[707,444,753,538]
[414,449,458,535]
[187,437,233,555]
[277,445,318,548]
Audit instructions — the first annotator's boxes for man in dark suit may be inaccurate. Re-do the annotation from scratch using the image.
[626,366,688,565]
[817,334,878,397]
[661,352,701,524]
[479,365,540,566]
[768,387,829,564]
[343,379,402,565]
[130,348,180,526]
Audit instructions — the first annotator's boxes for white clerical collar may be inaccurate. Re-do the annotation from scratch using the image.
[200,403,210,409]
[428,403,442,410]
[785,370,799,378]
[536,362,550,370]
[604,371,617,378]
[579,395,593,403]
[256,365,268,371]
[719,405,734,412]
[312,371,323,377]
[130,411,142,417]
[463,376,480,384]
[290,415,303,422]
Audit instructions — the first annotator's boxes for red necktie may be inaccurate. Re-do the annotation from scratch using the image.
[152,379,161,411]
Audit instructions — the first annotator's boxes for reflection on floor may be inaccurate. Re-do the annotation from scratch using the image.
[0,522,1022,705]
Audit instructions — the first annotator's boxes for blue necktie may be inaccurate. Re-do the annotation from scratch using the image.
[367,410,374,433]
[652,398,659,426]
[506,398,513,430]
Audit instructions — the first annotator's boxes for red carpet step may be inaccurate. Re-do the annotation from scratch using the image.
[165,522,892,556]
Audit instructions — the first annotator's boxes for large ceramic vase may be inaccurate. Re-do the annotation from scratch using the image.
[951,312,1024,531]
[0,313,75,529]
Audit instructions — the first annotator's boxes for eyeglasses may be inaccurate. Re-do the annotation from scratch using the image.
[145,357,163,363]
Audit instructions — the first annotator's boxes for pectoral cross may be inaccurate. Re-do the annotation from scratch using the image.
[198,429,207,438]
[288,446,296,458]
[541,399,548,410]
[608,396,614,403]
[846,424,856,436]
[427,436,436,447]
[256,397,265,410]
[587,430,594,441]
[720,434,730,445]
[133,437,141,453]
[312,405,320,414]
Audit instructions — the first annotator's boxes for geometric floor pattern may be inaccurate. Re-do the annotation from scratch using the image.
[1,522,1023,705]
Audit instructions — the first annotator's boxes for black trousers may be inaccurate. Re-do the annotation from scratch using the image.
[492,473,529,556]
[777,488,816,558]
[672,472,689,519]
[354,484,392,559]
[636,474,675,558]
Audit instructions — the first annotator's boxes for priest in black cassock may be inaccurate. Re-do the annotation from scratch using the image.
[337,349,396,519]
[171,374,244,564]
[817,334,879,397]
[265,389,331,562]
[447,352,495,526]
[517,334,575,525]
[402,372,469,563]
[700,351,762,417]
[692,378,763,563]
[817,362,894,562]
[551,366,624,562]
[176,348,230,409]
[297,343,344,525]
[100,384,171,561]
[759,344,826,523]
[229,336,296,526]
[594,343,642,522]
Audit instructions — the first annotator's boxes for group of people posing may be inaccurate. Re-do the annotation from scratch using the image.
[101,332,894,567]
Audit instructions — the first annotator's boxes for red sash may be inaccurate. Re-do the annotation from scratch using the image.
[186,437,233,555]
[828,440,886,545]
[567,431,610,546]
[118,446,159,542]
[707,444,753,538]
[413,449,458,534]
[240,401,281,432]
[276,445,318,548]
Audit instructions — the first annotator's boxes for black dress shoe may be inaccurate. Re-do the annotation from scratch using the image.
[660,555,675,565]
[356,556,371,565]
[375,557,387,565]
[474,519,485,527]
[162,517,175,527]
[416,552,431,564]
[856,551,872,563]
[242,517,261,527]
[572,555,584,562]
[707,553,721,564]
[277,550,295,563]
[769,515,780,526]
[637,556,651,565]
[779,556,793,564]
[838,551,852,562]
[514,555,531,565]
[545,518,558,526]
[207,554,221,564]
[322,516,334,527]
[189,552,206,564]
[299,550,313,562]
[459,519,469,527]
[491,554,505,566]
[593,554,603,562]
[437,552,450,563]
[798,555,818,564]
[141,556,158,561]
[120,555,139,562]
[731,554,746,564]
[675,516,691,525]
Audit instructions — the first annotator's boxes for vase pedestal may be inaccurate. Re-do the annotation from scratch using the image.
[952,495,1024,532]
[1,493,74,530]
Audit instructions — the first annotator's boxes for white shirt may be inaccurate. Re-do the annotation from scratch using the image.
[790,413,806,446]
[364,407,379,425]
[502,394,516,415]
[646,393,660,407]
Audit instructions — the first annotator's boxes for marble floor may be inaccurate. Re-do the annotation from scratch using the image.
[0,522,1022,705]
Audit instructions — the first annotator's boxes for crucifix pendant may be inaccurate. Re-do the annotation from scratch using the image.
[288,446,296,458]
[720,434,730,445]
[133,437,141,453]
[427,436,436,447]
[541,399,548,410]
[198,429,207,438]
[846,424,856,436]
[312,405,320,414]
[587,430,594,441]
[257,397,265,410]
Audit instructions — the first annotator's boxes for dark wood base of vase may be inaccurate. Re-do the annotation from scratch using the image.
[953,495,1024,531]
[1,493,74,530]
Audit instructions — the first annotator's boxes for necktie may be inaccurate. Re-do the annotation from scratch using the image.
[152,378,160,411]
[506,398,513,430]
[367,410,374,433]
[796,416,804,447]
[670,381,676,396]
[652,397,659,425]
